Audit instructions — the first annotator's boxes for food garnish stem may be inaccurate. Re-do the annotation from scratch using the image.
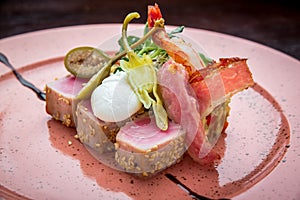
[76,16,165,100]
[120,12,168,131]
[122,12,141,53]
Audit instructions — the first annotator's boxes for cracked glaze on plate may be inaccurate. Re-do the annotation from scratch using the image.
[0,24,299,199]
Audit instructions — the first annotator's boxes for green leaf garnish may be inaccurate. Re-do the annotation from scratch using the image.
[168,26,185,38]
[199,53,214,66]
[118,35,142,52]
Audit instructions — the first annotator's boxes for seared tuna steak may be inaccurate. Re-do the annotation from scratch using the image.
[115,117,186,177]
[76,100,150,154]
[45,76,87,127]
[76,100,117,154]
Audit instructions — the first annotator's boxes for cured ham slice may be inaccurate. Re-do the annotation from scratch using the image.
[157,60,200,147]
[115,117,186,177]
[157,61,213,162]
[157,58,254,163]
[45,76,87,127]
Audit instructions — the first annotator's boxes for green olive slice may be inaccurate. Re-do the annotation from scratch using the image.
[64,46,110,78]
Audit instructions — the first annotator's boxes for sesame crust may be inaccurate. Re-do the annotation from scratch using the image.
[115,133,186,177]
[76,101,115,154]
[45,85,76,127]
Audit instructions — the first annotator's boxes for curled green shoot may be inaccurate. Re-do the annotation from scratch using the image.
[121,12,168,131]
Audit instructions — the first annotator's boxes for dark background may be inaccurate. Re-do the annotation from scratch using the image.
[0,0,299,60]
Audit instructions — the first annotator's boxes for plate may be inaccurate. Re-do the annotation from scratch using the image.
[0,24,299,200]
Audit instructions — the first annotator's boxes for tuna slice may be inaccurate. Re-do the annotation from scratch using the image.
[115,117,186,177]
[45,75,87,127]
[157,58,254,163]
[75,100,116,153]
[76,100,149,154]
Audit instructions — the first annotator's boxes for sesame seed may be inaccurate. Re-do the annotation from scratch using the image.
[95,143,101,148]
[136,166,141,171]
[114,143,119,150]
[62,114,72,127]
[142,172,148,177]
[145,149,151,154]
[84,134,89,143]
[52,112,60,120]
[151,145,158,151]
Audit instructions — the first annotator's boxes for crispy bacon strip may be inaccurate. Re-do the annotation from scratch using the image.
[190,58,254,116]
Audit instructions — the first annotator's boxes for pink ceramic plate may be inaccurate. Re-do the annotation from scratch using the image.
[0,24,299,200]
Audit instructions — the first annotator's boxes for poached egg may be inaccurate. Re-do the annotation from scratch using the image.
[91,71,142,122]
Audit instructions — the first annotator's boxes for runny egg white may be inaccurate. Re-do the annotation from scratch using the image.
[91,71,142,122]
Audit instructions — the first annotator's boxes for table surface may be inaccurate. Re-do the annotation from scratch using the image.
[0,0,299,60]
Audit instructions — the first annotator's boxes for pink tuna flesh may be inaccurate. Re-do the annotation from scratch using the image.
[117,117,185,153]
[45,75,88,127]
